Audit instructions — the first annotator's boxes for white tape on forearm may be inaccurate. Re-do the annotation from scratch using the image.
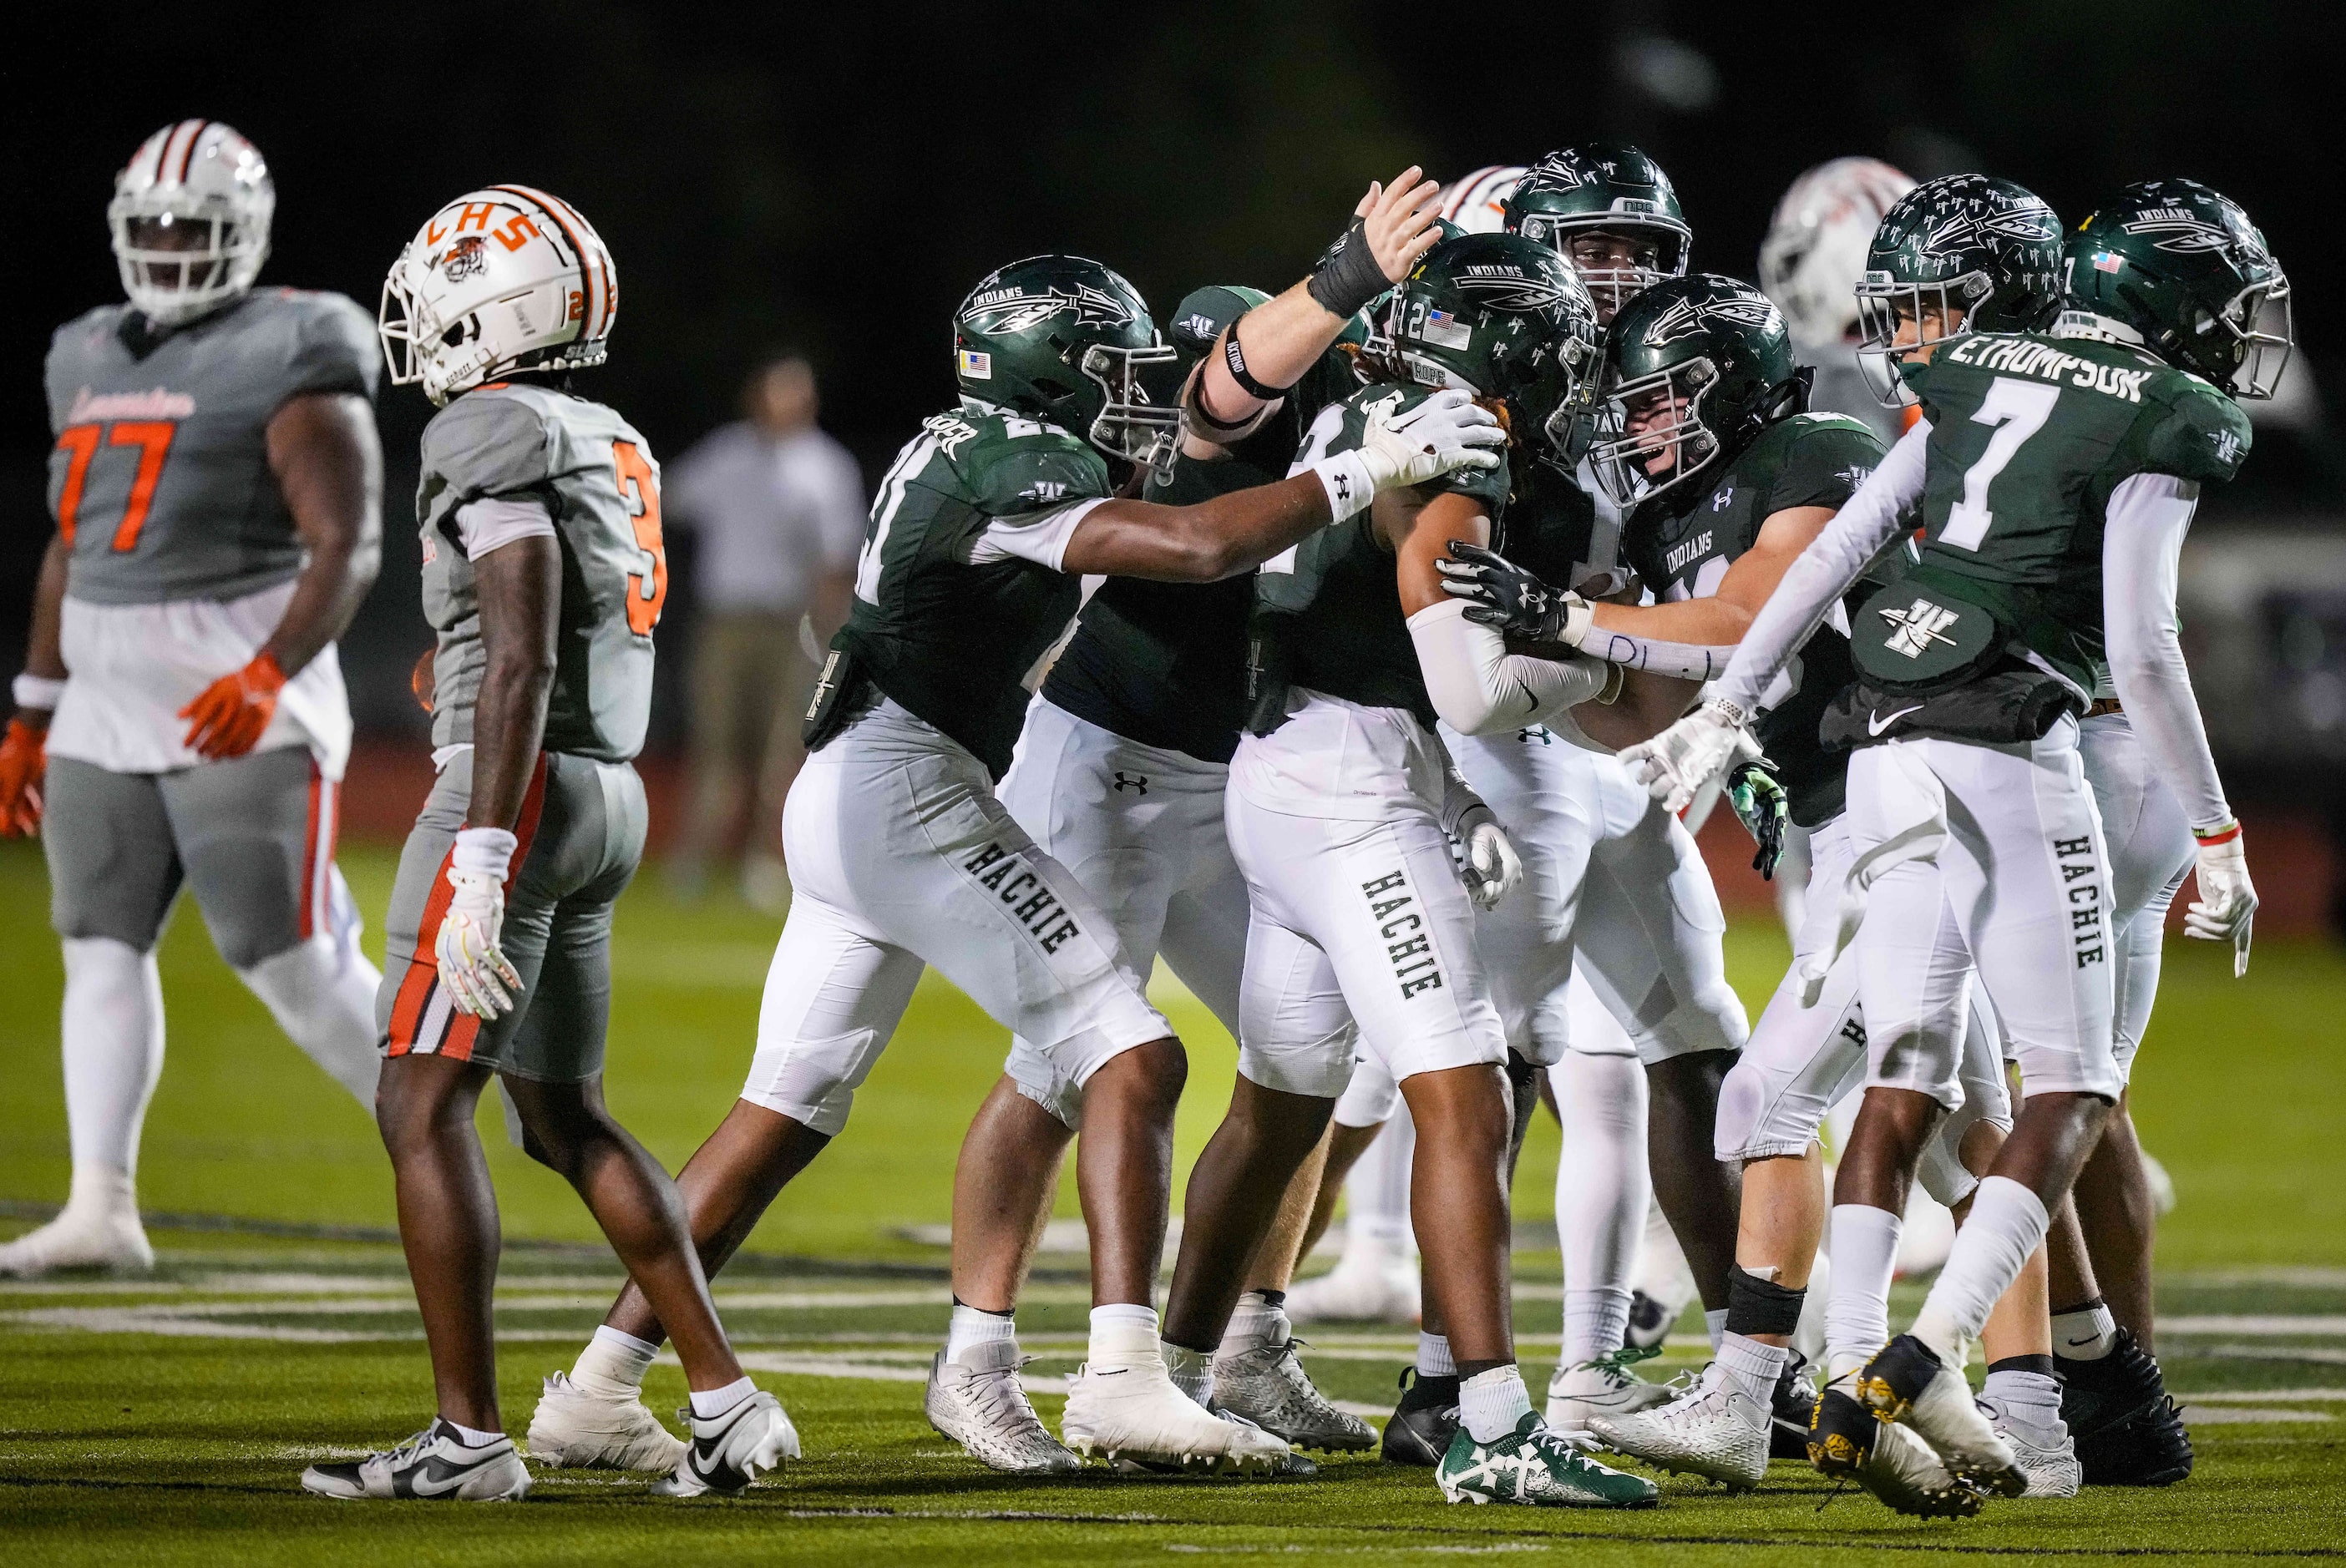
[1307,451,1378,523]
[12,673,65,711]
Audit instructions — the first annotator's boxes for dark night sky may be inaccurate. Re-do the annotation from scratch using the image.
[9,0,2338,737]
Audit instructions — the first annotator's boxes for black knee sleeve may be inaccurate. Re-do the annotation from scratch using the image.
[1724,1263,1806,1338]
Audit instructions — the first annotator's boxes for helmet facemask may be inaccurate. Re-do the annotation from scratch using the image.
[1853,270,1990,407]
[109,196,271,327]
[2207,273,2293,399]
[1516,217,1688,324]
[1590,357,1723,508]
[1079,339,1183,477]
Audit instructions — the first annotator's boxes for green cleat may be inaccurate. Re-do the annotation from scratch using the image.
[1435,1413,1659,1508]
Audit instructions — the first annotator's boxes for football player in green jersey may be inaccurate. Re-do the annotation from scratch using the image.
[1616,177,2283,1503]
[535,244,1504,1477]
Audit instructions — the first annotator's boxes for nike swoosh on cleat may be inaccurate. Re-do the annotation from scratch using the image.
[1868,705,1923,736]
[2062,1335,2103,1348]
[400,1454,495,1498]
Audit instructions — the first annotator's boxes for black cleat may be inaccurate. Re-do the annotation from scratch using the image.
[1381,1368,1459,1467]
[1624,1290,1675,1352]
[1807,1386,1875,1478]
[1770,1352,1821,1461]
[2060,1330,2193,1487]
[1808,1386,1984,1519]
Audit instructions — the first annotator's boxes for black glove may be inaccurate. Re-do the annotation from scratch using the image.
[1436,541,1591,645]
[1725,759,1790,881]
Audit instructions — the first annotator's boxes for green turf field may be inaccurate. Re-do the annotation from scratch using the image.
[2,837,2342,1563]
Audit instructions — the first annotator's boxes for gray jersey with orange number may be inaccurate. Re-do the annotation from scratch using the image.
[416,383,666,763]
[44,289,377,605]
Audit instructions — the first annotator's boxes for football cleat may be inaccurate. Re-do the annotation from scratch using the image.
[1624,1288,1676,1352]
[2060,1331,2193,1486]
[1212,1317,1376,1453]
[1061,1359,1291,1473]
[651,1389,798,1497]
[301,1419,531,1501]
[1381,1368,1461,1466]
[1283,1252,1421,1326]
[1856,1335,2024,1496]
[525,1371,686,1472]
[1436,1412,1659,1508]
[1544,1344,1673,1439]
[1118,1406,1320,1479]
[925,1344,1082,1474]
[1769,1353,1822,1461]
[0,1206,154,1278]
[1980,1393,2083,1499]
[1808,1388,1984,1518]
[1587,1361,1769,1490]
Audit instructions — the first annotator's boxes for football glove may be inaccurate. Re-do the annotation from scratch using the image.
[179,650,286,759]
[1357,389,1507,493]
[1436,541,1594,647]
[1725,760,1789,881]
[2185,823,2256,978]
[1619,697,1764,815]
[0,716,47,837]
[435,827,524,1019]
[1440,771,1521,911]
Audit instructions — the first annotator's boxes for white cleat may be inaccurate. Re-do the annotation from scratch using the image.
[1857,1335,2025,1496]
[1212,1313,1376,1452]
[1284,1251,1419,1326]
[1981,1394,2083,1499]
[1587,1362,1770,1490]
[651,1389,798,1497]
[1061,1359,1293,1473]
[525,1371,687,1472]
[0,1206,154,1278]
[925,1343,1082,1474]
[301,1419,531,1500]
[1544,1348,1675,1439]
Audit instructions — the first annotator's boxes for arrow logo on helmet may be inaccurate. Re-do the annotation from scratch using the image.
[2119,215,2235,255]
[1450,271,1571,313]
[1640,291,1777,346]
[1922,205,2057,253]
[961,283,1137,336]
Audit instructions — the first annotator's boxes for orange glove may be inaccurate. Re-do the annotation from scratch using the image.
[179,650,286,760]
[0,717,44,837]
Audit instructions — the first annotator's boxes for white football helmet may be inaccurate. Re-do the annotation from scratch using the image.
[1758,157,1915,352]
[379,185,617,406]
[109,120,275,326]
[1439,165,1527,235]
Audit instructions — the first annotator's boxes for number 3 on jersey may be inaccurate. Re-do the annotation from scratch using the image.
[611,438,667,635]
[53,421,178,552]
[1942,377,2059,551]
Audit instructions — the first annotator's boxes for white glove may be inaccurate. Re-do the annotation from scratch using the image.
[2184,825,2256,978]
[1618,696,1764,814]
[1358,388,1507,492]
[1439,771,1521,911]
[436,827,524,1018]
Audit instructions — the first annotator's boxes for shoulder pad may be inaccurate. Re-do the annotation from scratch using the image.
[2139,373,2251,484]
[950,412,1112,517]
[281,290,383,401]
[1343,382,1512,510]
[422,387,558,501]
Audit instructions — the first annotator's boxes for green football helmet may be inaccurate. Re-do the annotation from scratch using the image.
[1502,142,1691,321]
[2067,179,2291,398]
[1165,284,1273,367]
[952,255,1183,470]
[1853,175,2064,406]
[1590,274,1803,506]
[1377,231,1604,467]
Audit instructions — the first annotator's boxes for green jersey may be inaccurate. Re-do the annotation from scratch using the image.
[1625,413,1887,826]
[1886,330,2249,694]
[1250,381,1513,733]
[820,402,1111,777]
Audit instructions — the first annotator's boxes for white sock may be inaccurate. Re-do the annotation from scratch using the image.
[1416,1331,1457,1378]
[1629,1195,1699,1317]
[1163,1342,1214,1407]
[1825,1204,1903,1380]
[1553,1049,1646,1364]
[945,1303,1017,1365]
[1793,1249,1832,1366]
[1088,1302,1161,1368]
[1220,1290,1284,1355]
[444,1419,505,1448]
[2052,1300,2118,1361]
[1348,1108,1417,1252]
[573,1324,659,1395]
[1983,1367,2064,1425]
[1717,1332,1791,1404]
[1704,1308,1729,1353]
[238,934,383,1105]
[1459,1364,1533,1443]
[1913,1176,2051,1367]
[688,1375,757,1419]
[60,938,165,1181]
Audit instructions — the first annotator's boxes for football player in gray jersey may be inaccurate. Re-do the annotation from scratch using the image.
[302,189,790,1506]
[0,121,388,1279]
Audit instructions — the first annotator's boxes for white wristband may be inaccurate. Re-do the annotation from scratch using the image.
[13,673,64,711]
[1307,451,1377,523]
[451,825,519,881]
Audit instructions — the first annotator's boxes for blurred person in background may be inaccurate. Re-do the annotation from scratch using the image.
[665,352,863,913]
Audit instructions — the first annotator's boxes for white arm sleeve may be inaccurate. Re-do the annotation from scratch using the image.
[966,498,1109,572]
[1578,625,1739,681]
[1713,418,1933,714]
[2103,472,2230,831]
[1408,598,1612,736]
[455,497,557,561]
